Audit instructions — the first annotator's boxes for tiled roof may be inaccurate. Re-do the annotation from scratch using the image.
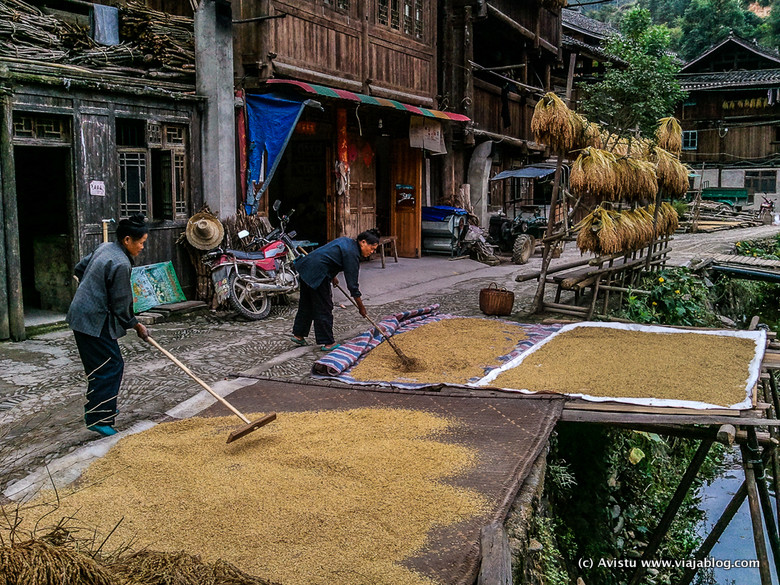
[562,34,625,65]
[562,8,617,40]
[678,68,780,91]
[682,35,780,73]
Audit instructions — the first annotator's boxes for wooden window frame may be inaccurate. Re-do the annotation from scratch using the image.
[682,130,697,151]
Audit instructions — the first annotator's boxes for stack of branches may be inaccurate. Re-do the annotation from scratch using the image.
[574,202,679,255]
[0,537,273,585]
[0,0,71,61]
[119,1,194,72]
[648,146,689,197]
[221,207,272,252]
[69,45,145,70]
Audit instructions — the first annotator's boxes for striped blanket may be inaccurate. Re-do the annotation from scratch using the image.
[312,307,563,389]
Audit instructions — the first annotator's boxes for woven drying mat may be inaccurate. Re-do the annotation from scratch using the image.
[199,379,564,585]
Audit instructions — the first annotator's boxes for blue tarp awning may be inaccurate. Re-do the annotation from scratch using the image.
[245,93,308,214]
[490,167,556,181]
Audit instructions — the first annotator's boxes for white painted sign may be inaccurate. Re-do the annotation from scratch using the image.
[89,180,106,196]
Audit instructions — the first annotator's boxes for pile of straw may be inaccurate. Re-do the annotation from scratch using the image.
[574,202,678,255]
[0,539,277,585]
[649,146,689,196]
[656,117,682,156]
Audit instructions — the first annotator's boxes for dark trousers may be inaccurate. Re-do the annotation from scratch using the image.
[73,323,124,427]
[292,279,334,345]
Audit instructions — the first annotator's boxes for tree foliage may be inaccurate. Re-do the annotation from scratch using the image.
[679,0,760,59]
[577,8,686,137]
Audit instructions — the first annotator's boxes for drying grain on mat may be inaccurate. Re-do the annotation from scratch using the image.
[6,408,489,585]
[492,328,757,406]
[350,317,526,384]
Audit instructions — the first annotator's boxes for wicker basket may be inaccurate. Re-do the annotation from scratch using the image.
[479,283,514,316]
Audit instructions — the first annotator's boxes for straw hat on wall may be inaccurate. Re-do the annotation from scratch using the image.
[185,211,225,250]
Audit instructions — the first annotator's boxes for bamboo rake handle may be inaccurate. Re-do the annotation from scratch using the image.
[147,337,250,423]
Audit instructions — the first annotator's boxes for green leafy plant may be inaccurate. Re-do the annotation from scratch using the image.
[621,268,719,327]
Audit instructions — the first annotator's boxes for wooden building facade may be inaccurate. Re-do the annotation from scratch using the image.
[439,0,565,227]
[234,0,454,258]
[0,0,201,341]
[677,36,780,208]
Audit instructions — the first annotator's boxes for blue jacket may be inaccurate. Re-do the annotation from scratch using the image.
[295,237,362,297]
[67,242,138,339]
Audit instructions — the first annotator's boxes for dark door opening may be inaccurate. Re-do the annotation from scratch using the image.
[15,146,73,313]
[275,140,329,246]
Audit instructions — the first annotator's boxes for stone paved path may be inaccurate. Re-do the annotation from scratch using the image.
[1,224,779,493]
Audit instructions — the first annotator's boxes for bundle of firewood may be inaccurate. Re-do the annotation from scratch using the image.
[119,1,194,71]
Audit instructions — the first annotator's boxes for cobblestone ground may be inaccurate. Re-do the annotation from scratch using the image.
[1,223,778,493]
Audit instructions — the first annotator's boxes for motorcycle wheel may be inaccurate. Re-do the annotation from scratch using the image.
[512,234,534,265]
[228,271,272,320]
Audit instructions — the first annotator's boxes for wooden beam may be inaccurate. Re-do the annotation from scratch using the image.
[560,410,780,426]
[478,522,512,585]
[485,3,557,55]
[628,439,714,585]
[0,91,8,340]
[741,442,774,585]
[1,93,23,341]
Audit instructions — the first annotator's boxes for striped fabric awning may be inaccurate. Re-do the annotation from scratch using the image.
[266,79,471,122]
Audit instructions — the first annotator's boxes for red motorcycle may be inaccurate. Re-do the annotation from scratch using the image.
[204,201,301,320]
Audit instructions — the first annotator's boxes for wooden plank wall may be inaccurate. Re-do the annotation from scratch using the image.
[11,89,202,298]
[473,79,532,139]
[490,0,560,50]
[390,139,422,258]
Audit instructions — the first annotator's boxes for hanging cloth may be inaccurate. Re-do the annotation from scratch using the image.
[245,93,307,214]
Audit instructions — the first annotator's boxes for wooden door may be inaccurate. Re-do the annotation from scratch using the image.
[390,140,422,258]
[345,135,377,237]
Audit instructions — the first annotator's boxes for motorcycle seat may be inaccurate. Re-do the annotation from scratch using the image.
[230,250,266,260]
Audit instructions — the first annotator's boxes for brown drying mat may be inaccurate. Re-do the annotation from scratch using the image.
[199,379,564,585]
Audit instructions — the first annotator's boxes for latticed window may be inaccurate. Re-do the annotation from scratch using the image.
[337,0,349,9]
[117,119,189,220]
[681,130,697,151]
[414,0,423,38]
[379,0,422,37]
[12,113,70,142]
[119,151,148,216]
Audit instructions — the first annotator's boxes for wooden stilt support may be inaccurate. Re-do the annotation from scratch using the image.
[747,427,780,575]
[769,372,780,531]
[678,482,748,585]
[740,442,774,585]
[628,439,714,585]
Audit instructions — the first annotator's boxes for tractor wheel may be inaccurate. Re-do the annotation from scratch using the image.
[512,234,534,265]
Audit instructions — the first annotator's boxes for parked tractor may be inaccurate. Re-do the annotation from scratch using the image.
[488,205,547,264]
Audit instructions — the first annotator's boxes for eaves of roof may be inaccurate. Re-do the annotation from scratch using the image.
[681,35,780,73]
[678,68,780,91]
[561,8,617,41]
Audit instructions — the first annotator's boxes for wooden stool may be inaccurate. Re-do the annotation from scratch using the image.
[377,236,399,268]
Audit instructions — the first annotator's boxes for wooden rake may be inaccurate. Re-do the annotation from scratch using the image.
[148,337,276,443]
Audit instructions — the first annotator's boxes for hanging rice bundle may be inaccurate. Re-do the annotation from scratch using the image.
[659,201,679,235]
[656,117,682,156]
[574,115,603,150]
[615,210,644,251]
[531,92,578,153]
[573,208,601,254]
[614,157,658,202]
[596,209,622,254]
[649,146,689,196]
[570,147,619,200]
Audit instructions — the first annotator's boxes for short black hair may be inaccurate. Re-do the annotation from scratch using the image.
[356,228,380,245]
[116,214,149,241]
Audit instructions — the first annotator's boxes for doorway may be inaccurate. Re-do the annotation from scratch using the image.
[14,146,73,315]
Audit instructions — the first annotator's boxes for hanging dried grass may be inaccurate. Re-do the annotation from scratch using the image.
[574,203,668,254]
[570,147,619,200]
[614,157,658,202]
[575,211,600,254]
[656,117,682,156]
[649,147,689,197]
[531,92,578,153]
[573,115,603,150]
